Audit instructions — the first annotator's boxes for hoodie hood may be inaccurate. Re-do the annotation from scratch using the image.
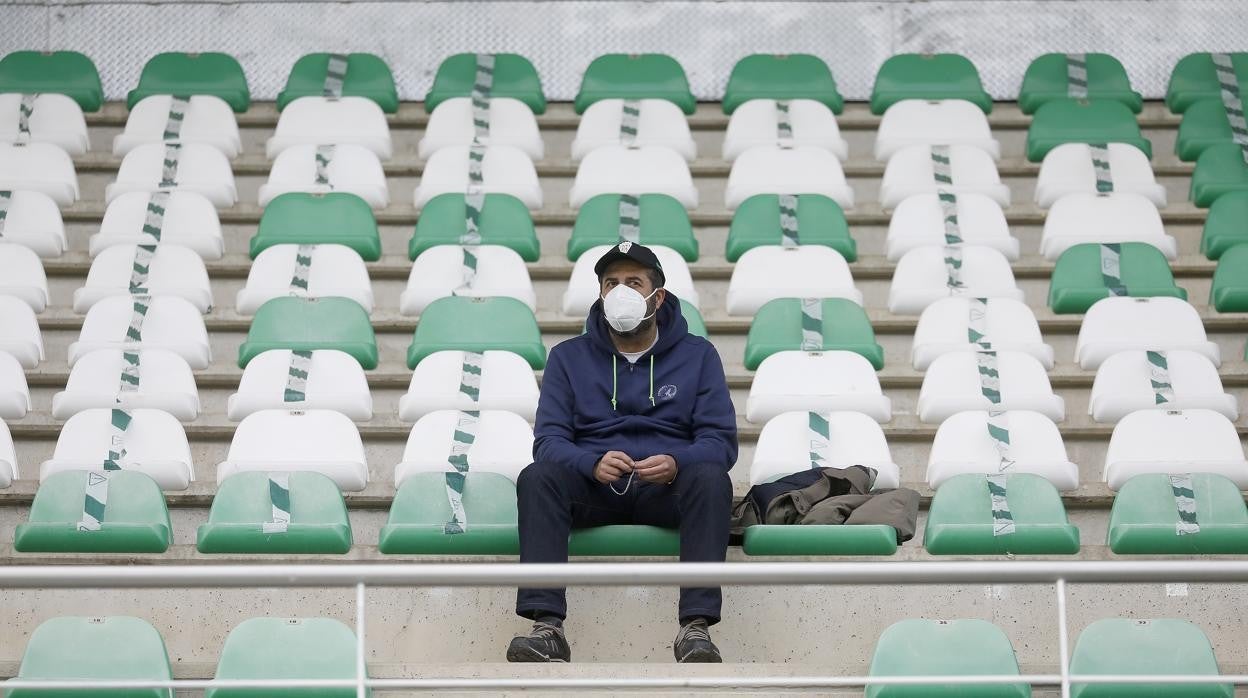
[584,289,689,358]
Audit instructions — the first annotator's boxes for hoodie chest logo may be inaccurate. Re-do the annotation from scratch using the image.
[657,384,678,401]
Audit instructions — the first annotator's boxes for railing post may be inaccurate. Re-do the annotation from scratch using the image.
[356,581,367,698]
[1056,577,1071,698]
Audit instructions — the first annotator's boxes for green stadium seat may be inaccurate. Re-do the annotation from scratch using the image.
[1018,53,1142,115]
[1201,191,1248,259]
[238,297,377,369]
[567,194,698,262]
[722,53,843,115]
[10,616,173,698]
[127,52,250,112]
[866,619,1030,698]
[1166,52,1248,114]
[580,298,706,339]
[1108,473,1248,554]
[1070,618,1231,697]
[1026,99,1151,162]
[1190,142,1248,207]
[568,525,680,556]
[1211,244,1248,312]
[0,50,103,111]
[1176,99,1244,162]
[277,52,397,113]
[406,296,546,369]
[425,53,545,114]
[743,298,883,371]
[379,472,520,555]
[409,193,540,262]
[250,193,381,261]
[574,53,695,115]
[743,524,898,556]
[206,617,368,698]
[197,471,352,554]
[14,471,171,553]
[1048,243,1187,314]
[924,473,1080,555]
[725,194,857,263]
[870,53,992,115]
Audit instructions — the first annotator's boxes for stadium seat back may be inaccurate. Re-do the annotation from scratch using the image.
[722,53,842,114]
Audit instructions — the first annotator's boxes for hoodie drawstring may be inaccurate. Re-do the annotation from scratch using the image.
[609,354,656,410]
[648,355,655,406]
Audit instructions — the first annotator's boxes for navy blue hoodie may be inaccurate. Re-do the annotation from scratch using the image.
[533,292,738,480]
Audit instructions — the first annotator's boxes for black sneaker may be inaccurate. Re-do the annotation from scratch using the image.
[506,621,571,662]
[674,618,722,663]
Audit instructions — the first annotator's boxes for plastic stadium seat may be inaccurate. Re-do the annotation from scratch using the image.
[128,52,250,112]
[1026,100,1151,162]
[568,193,697,261]
[197,471,352,554]
[918,351,1064,423]
[259,142,388,209]
[1200,190,1248,260]
[41,407,195,490]
[0,190,65,258]
[875,99,1000,161]
[394,409,533,487]
[410,192,539,262]
[250,192,379,261]
[572,98,695,162]
[71,295,209,369]
[407,296,546,369]
[722,99,848,162]
[92,190,223,260]
[0,142,78,206]
[879,144,1009,209]
[75,243,212,314]
[14,471,171,553]
[228,348,372,421]
[113,95,240,158]
[218,409,368,491]
[206,617,367,698]
[420,97,543,161]
[1034,142,1167,208]
[1190,142,1248,207]
[726,246,860,316]
[570,145,696,210]
[744,297,883,371]
[0,351,29,420]
[912,297,1053,371]
[415,144,541,210]
[0,93,88,155]
[925,473,1080,555]
[107,142,236,208]
[237,296,377,369]
[575,53,694,115]
[866,619,1027,698]
[1211,243,1248,312]
[1069,618,1232,697]
[0,50,102,111]
[726,194,855,262]
[399,350,538,422]
[0,419,15,485]
[1176,98,1248,162]
[379,470,521,554]
[1019,52,1142,114]
[1090,350,1237,423]
[885,192,1017,261]
[1108,473,1248,554]
[1049,242,1186,314]
[870,54,993,115]
[750,410,900,489]
[401,244,535,315]
[725,145,853,211]
[53,348,199,421]
[0,296,44,369]
[237,243,373,314]
[928,410,1079,490]
[563,244,698,316]
[1167,52,1248,113]
[0,242,48,312]
[1104,409,1248,490]
[1075,297,1219,370]
[8,617,173,697]
[888,245,1023,315]
[746,351,890,424]
[425,52,546,114]
[278,52,397,112]
[1040,192,1176,260]
[268,96,391,159]
[722,53,843,115]
[678,300,709,338]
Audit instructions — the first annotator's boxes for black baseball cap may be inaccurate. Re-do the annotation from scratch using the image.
[593,241,666,286]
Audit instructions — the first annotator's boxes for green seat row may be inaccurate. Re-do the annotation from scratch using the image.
[0,50,103,111]
[871,53,992,115]
[425,52,546,114]
[1177,98,1248,162]
[1048,242,1186,314]
[722,53,843,114]
[727,194,857,263]
[575,53,695,115]
[1191,142,1248,207]
[1167,52,1248,114]
[239,296,378,370]
[1018,52,1141,114]
[278,52,397,113]
[1026,98,1151,162]
[744,298,883,371]
[127,52,250,112]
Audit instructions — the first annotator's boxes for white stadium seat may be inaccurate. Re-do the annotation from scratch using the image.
[724,145,853,211]
[70,295,210,369]
[1075,297,1219,370]
[0,419,15,486]
[1090,350,1238,423]
[90,190,224,260]
[879,144,1009,210]
[570,145,696,210]
[722,98,848,162]
[415,144,542,210]
[725,245,861,316]
[0,93,88,155]
[746,350,891,424]
[267,96,392,159]
[74,244,212,314]
[0,142,78,206]
[561,244,698,316]
[399,350,539,423]
[0,190,66,258]
[259,142,388,209]
[1034,142,1166,208]
[874,99,1000,161]
[0,351,30,420]
[41,407,195,490]
[571,98,695,162]
[918,350,1065,423]
[52,348,199,421]
[912,297,1053,371]
[419,97,544,161]
[885,192,1018,261]
[113,95,241,158]
[887,245,1023,315]
[750,410,900,489]
[400,244,535,316]
[106,142,236,208]
[227,349,372,421]
[394,409,534,487]
[218,409,369,491]
[927,410,1079,490]
[0,242,49,312]
[1039,192,1177,261]
[1105,409,1248,490]
[236,244,374,315]
[0,296,44,369]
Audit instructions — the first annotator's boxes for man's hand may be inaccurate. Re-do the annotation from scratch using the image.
[634,454,678,484]
[594,451,635,484]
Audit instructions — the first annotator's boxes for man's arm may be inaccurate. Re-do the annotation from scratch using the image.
[666,344,738,471]
[532,346,603,481]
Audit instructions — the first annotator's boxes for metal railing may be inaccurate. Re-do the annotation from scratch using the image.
[4,560,1248,696]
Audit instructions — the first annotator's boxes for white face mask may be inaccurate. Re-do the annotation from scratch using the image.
[601,285,658,333]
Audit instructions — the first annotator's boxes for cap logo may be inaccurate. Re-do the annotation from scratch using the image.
[618,241,633,253]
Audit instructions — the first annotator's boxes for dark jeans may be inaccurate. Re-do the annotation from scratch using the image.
[514,459,733,625]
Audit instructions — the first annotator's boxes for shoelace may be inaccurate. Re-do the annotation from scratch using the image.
[532,621,563,640]
[679,620,710,644]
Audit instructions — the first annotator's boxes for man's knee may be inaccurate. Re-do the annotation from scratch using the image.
[517,461,566,497]
[676,462,732,497]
